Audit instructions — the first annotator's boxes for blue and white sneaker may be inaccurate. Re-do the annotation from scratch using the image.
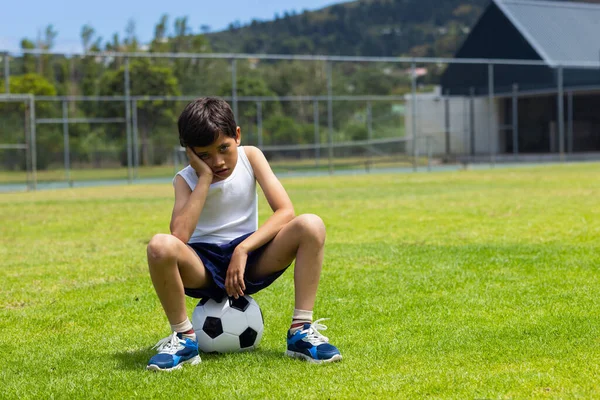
[146,332,201,371]
[285,318,342,364]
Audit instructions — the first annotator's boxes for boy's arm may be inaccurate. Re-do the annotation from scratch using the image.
[237,146,295,253]
[169,175,212,243]
[169,148,214,243]
[226,145,295,298]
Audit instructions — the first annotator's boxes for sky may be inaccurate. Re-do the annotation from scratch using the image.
[0,0,344,53]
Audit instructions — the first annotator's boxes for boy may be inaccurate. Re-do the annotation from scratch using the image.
[146,97,342,371]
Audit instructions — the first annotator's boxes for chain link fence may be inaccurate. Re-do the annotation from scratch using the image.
[1,51,600,190]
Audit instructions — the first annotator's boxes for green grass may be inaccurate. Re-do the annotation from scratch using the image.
[1,163,600,398]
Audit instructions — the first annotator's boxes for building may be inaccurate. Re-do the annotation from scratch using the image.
[407,0,600,160]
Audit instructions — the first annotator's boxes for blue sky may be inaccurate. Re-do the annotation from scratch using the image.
[0,0,344,52]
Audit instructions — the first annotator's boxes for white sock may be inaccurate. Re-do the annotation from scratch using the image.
[290,309,313,333]
[170,318,195,339]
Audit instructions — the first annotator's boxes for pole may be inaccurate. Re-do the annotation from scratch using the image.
[427,136,432,172]
[3,52,9,93]
[488,63,495,166]
[313,99,320,167]
[256,101,263,148]
[327,61,334,174]
[411,61,418,171]
[29,96,37,190]
[132,99,139,179]
[444,89,450,157]
[231,59,238,122]
[568,91,573,154]
[367,100,373,172]
[512,84,519,157]
[557,65,565,160]
[470,87,475,156]
[62,100,71,185]
[124,57,133,183]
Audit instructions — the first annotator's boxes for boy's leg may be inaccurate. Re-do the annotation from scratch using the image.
[147,233,211,325]
[248,214,341,363]
[248,214,326,311]
[146,233,209,371]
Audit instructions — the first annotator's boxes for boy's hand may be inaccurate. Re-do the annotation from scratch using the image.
[186,147,213,179]
[225,249,247,299]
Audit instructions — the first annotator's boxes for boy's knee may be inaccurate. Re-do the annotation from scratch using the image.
[147,233,179,263]
[294,214,326,245]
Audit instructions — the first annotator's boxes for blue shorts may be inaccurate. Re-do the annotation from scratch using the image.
[184,232,289,300]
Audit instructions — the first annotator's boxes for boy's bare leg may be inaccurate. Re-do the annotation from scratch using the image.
[147,233,211,325]
[248,214,326,310]
[250,214,341,363]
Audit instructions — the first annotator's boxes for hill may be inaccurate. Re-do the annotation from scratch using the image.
[206,0,600,58]
[206,0,487,57]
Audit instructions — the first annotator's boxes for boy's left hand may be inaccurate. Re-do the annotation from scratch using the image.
[225,249,247,299]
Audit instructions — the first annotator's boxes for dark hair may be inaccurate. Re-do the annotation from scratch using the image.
[177,97,237,147]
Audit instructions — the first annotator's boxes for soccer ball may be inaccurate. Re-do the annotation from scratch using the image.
[192,295,264,353]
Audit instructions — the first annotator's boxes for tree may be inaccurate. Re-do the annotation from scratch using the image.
[19,39,36,74]
[219,74,282,143]
[124,19,139,51]
[97,59,181,165]
[81,24,95,53]
[0,74,59,169]
[151,14,170,53]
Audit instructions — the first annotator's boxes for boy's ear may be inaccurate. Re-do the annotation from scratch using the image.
[235,127,241,145]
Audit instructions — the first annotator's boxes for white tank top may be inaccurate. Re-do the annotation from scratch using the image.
[174,146,258,244]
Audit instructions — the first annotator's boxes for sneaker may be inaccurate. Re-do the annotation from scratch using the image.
[285,318,342,364]
[146,332,201,371]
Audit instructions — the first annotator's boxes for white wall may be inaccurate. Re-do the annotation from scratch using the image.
[404,86,501,156]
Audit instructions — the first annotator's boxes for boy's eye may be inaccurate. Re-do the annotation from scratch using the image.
[199,154,210,160]
[219,146,229,153]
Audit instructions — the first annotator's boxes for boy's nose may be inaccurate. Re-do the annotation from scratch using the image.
[212,156,225,168]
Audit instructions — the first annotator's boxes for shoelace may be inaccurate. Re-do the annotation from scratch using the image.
[302,318,330,346]
[152,332,182,354]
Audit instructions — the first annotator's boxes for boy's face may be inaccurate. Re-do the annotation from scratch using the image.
[191,128,241,183]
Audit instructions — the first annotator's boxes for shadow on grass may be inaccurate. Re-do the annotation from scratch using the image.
[113,347,156,370]
[113,347,287,370]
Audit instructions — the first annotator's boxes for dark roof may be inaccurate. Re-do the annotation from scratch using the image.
[494,0,600,65]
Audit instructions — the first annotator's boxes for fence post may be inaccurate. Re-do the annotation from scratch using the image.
[326,61,334,174]
[366,100,372,172]
[132,99,139,179]
[256,101,263,148]
[487,63,495,166]
[29,96,37,190]
[444,89,450,157]
[313,99,320,167]
[62,100,71,186]
[557,65,565,161]
[567,91,573,154]
[124,57,133,183]
[469,87,475,156]
[231,59,238,122]
[3,52,9,93]
[512,84,519,158]
[427,136,432,172]
[411,61,417,171]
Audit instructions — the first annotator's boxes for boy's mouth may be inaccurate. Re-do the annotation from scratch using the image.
[214,168,229,175]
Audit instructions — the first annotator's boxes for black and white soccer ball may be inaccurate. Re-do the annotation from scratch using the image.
[192,295,264,353]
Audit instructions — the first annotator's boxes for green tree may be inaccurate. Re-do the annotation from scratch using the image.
[219,75,282,144]
[97,59,181,165]
[0,74,59,169]
[19,39,36,74]
[262,115,313,146]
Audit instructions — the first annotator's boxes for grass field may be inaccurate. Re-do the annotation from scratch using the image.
[1,163,599,399]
